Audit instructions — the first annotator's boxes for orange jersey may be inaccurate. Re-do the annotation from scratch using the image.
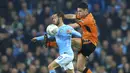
[76,13,98,46]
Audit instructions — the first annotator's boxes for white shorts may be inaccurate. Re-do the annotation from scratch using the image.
[55,54,74,70]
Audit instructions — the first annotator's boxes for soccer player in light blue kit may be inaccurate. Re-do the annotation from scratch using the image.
[32,11,81,73]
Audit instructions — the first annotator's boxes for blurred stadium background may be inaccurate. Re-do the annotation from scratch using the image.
[0,0,130,73]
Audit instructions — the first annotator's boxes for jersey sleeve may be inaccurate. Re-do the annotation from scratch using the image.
[84,17,95,26]
[47,34,55,40]
[36,36,44,40]
[68,26,81,38]
[36,35,57,47]
[36,34,55,41]
[77,14,95,26]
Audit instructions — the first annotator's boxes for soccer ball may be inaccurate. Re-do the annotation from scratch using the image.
[46,24,58,36]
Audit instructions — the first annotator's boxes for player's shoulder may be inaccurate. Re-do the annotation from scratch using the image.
[62,25,73,31]
[65,25,73,29]
[63,24,71,28]
[60,24,68,29]
[83,13,95,23]
[89,13,94,16]
[86,13,94,19]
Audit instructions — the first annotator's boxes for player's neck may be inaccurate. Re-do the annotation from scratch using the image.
[58,21,64,27]
[85,12,89,16]
[83,12,89,18]
[58,23,64,27]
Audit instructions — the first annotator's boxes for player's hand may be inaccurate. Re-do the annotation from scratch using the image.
[67,30,72,34]
[31,37,37,42]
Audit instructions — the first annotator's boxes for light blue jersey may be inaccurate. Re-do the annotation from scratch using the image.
[55,24,81,55]
[36,24,81,55]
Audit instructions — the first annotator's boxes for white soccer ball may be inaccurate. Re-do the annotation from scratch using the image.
[46,24,58,36]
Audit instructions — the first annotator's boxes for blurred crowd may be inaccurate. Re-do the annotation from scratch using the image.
[0,0,130,73]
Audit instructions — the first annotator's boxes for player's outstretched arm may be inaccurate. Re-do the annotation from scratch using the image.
[31,34,55,42]
[64,14,76,19]
[31,35,57,47]
[31,36,44,42]
[67,29,81,38]
[64,14,80,28]
[69,23,80,28]
[72,29,81,38]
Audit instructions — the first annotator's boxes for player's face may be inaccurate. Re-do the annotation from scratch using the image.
[77,8,88,18]
[51,14,59,25]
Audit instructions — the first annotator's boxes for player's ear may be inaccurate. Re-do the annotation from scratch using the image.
[59,17,62,20]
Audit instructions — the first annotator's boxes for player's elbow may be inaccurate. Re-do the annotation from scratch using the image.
[71,23,80,28]
[78,34,82,38]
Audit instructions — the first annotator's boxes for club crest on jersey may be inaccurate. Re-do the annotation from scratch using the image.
[59,29,63,33]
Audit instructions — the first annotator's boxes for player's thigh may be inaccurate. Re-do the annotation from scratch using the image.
[72,38,82,50]
[72,38,81,44]
[80,42,96,57]
[77,53,86,69]
[48,60,60,70]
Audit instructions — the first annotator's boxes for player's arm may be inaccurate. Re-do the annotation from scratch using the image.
[68,23,80,28]
[67,28,81,38]
[31,34,55,41]
[72,30,81,38]
[64,14,76,19]
[64,14,80,28]
[31,35,57,48]
[31,36,45,42]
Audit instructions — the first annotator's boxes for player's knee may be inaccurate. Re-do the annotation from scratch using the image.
[77,67,84,72]
[77,62,84,71]
[48,64,54,70]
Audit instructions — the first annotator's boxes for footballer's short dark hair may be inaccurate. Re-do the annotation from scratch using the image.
[53,11,64,19]
[77,2,88,9]
[57,11,64,19]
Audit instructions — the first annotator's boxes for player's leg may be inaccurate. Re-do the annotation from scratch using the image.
[77,42,96,73]
[72,38,81,49]
[48,60,60,73]
[77,53,92,73]
[56,54,74,73]
[65,62,74,73]
[49,54,74,73]
[48,54,67,72]
[77,53,86,72]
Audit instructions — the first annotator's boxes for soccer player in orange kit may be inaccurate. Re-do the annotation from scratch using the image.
[64,2,98,73]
